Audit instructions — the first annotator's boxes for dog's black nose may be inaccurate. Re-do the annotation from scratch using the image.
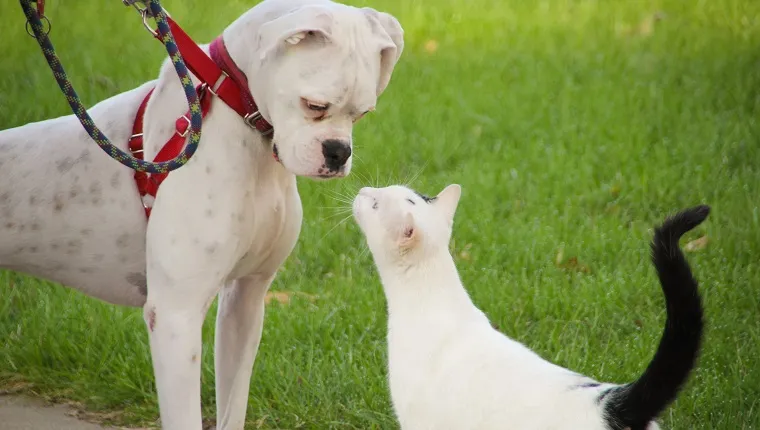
[322,139,352,171]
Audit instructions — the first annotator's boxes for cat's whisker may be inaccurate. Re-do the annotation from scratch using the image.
[321,190,354,205]
[404,161,429,188]
[318,213,354,242]
[320,209,353,221]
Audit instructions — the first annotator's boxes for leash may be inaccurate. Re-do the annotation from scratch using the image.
[20,0,203,174]
[127,25,274,217]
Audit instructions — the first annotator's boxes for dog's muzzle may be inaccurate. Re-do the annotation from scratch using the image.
[322,139,352,171]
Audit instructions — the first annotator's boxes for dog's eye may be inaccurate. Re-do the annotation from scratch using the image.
[406,198,415,205]
[305,100,329,112]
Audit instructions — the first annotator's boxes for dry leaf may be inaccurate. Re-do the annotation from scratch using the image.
[254,415,270,429]
[556,256,592,274]
[424,39,439,53]
[684,235,708,252]
[264,291,317,305]
[638,11,666,36]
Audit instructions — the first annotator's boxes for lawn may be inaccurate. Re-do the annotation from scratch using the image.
[1,0,759,428]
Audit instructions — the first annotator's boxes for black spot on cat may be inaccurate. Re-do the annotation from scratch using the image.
[413,190,436,203]
[29,195,38,206]
[0,192,10,204]
[31,223,40,231]
[578,382,601,389]
[205,209,214,218]
[205,244,218,255]
[29,246,39,253]
[81,228,92,236]
[4,222,14,229]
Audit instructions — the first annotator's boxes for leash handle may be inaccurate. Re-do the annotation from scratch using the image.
[20,0,202,174]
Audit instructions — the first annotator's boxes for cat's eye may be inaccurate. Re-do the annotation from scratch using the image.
[406,198,415,205]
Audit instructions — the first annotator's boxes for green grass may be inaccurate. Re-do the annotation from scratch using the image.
[2,0,760,428]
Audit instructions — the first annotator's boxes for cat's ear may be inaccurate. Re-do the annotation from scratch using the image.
[434,184,462,224]
[397,212,418,248]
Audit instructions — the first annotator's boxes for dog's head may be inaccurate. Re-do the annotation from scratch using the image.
[243,2,404,179]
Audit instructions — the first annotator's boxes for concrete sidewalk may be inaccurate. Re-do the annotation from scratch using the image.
[0,395,118,430]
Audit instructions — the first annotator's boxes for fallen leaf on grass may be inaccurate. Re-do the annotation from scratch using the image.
[264,291,318,305]
[424,39,439,53]
[684,235,709,252]
[458,243,473,261]
[638,11,667,36]
[555,250,592,274]
[615,11,666,37]
[254,415,271,428]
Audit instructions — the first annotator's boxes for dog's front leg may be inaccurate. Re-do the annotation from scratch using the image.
[143,273,221,430]
[214,274,274,430]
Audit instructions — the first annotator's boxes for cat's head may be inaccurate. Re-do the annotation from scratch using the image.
[352,184,462,264]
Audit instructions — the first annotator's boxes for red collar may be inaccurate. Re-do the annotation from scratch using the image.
[162,17,273,135]
[128,17,275,218]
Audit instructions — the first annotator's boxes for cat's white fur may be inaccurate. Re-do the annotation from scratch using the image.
[352,185,658,430]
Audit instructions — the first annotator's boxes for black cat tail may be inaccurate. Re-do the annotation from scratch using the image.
[602,205,709,430]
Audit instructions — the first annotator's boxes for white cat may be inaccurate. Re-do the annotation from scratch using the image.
[352,184,707,430]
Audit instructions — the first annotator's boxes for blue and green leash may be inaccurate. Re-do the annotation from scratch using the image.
[19,0,201,174]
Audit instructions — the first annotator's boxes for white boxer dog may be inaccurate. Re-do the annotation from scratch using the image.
[0,0,403,428]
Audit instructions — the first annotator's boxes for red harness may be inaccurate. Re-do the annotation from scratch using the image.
[128,17,273,217]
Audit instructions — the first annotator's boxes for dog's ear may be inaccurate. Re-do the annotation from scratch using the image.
[257,5,334,61]
[361,8,405,95]
[434,184,462,225]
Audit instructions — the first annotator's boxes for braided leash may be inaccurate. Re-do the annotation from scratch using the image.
[20,0,202,174]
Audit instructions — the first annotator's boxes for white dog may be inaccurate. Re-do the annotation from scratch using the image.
[0,0,403,428]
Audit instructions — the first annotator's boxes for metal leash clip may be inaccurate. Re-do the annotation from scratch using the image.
[123,0,168,37]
